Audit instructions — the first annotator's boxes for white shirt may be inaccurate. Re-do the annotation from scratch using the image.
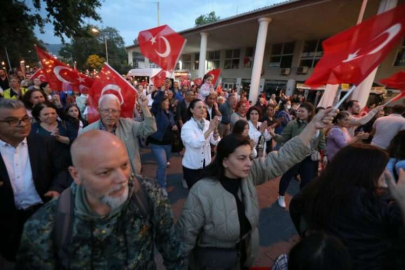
[371,114,405,149]
[0,139,42,209]
[248,121,272,154]
[181,118,221,169]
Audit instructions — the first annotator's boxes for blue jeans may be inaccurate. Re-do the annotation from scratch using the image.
[150,144,172,188]
[387,158,405,181]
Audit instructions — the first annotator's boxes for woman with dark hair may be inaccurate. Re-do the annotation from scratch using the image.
[148,88,178,195]
[178,108,337,269]
[22,89,46,121]
[290,144,402,270]
[275,99,292,135]
[247,106,271,158]
[327,111,369,161]
[387,130,405,181]
[64,103,88,132]
[272,232,352,270]
[198,74,214,102]
[230,100,248,129]
[232,119,257,159]
[181,99,220,188]
[40,82,52,101]
[270,102,327,208]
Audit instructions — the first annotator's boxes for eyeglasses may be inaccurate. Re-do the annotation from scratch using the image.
[100,108,121,115]
[0,115,31,127]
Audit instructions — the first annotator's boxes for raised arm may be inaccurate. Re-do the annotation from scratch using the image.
[348,106,383,127]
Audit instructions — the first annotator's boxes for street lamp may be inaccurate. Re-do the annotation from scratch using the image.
[91,27,108,63]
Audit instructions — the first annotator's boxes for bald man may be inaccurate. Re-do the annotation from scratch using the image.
[17,130,184,269]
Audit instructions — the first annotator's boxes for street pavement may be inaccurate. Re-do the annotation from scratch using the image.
[140,147,302,269]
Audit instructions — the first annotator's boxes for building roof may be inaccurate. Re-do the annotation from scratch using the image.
[126,0,299,49]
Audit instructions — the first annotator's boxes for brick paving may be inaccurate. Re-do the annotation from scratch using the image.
[140,147,302,269]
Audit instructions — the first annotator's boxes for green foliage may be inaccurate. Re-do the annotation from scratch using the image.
[59,27,131,74]
[0,0,101,69]
[195,11,220,26]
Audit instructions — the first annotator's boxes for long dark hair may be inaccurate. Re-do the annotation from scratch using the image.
[202,134,250,179]
[388,130,405,159]
[22,89,45,110]
[186,99,202,121]
[232,120,248,135]
[288,232,352,270]
[301,144,389,230]
[32,101,58,122]
[65,103,86,131]
[298,102,315,122]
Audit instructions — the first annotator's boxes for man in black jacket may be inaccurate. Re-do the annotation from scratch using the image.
[0,99,70,262]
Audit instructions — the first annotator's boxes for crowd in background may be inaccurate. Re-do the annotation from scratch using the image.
[1,69,405,270]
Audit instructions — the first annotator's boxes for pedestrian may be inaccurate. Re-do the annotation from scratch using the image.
[178,108,337,269]
[181,99,220,189]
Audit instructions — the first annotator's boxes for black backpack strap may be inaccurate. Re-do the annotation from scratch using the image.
[54,187,74,270]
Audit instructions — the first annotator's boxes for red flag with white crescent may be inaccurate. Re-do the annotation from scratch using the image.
[151,70,167,88]
[206,69,221,86]
[138,25,186,72]
[306,3,405,87]
[29,68,48,82]
[34,45,94,92]
[87,63,138,123]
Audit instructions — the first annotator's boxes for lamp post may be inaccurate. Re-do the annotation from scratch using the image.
[91,27,108,63]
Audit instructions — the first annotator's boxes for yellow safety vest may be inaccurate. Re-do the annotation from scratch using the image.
[2,88,28,100]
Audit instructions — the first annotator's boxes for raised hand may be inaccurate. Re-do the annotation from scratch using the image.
[259,121,268,133]
[138,94,149,108]
[311,108,337,130]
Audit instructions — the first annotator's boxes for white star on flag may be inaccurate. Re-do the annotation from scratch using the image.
[77,76,86,83]
[150,36,156,45]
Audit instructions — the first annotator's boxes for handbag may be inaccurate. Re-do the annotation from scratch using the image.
[171,129,183,153]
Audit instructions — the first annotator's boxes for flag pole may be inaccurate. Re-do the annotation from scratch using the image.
[383,93,405,106]
[333,85,357,110]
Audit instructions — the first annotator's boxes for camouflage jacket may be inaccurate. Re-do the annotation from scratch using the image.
[17,179,183,269]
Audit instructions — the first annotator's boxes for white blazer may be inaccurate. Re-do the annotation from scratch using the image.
[248,121,272,155]
[181,118,220,169]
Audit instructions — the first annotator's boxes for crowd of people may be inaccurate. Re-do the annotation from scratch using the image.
[0,70,405,270]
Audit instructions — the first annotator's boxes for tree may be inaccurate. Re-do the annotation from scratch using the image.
[85,55,105,70]
[195,11,220,26]
[0,0,101,69]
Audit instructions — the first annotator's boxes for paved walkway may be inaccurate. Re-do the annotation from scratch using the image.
[140,147,302,268]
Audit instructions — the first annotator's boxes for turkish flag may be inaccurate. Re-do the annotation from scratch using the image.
[138,25,187,71]
[206,69,221,86]
[29,68,47,82]
[193,78,203,86]
[380,71,405,90]
[34,45,94,92]
[151,70,167,88]
[87,63,138,123]
[305,3,405,87]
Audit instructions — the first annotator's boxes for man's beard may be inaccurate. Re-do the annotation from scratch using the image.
[99,184,129,210]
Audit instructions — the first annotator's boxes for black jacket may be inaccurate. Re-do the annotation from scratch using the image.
[0,134,71,217]
[205,104,219,121]
[290,188,403,270]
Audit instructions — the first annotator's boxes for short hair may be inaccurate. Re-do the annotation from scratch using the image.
[98,94,121,109]
[235,101,247,112]
[392,104,405,115]
[247,106,263,120]
[32,101,58,122]
[185,90,194,96]
[345,100,358,110]
[40,82,49,91]
[232,119,249,135]
[0,99,25,110]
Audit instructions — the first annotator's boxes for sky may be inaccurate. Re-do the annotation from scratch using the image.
[34,0,286,46]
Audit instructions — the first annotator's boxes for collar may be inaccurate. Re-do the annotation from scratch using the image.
[0,138,27,148]
[100,120,117,134]
[9,89,20,97]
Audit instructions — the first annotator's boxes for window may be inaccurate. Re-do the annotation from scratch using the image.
[194,53,200,70]
[182,54,192,70]
[244,47,254,68]
[224,49,240,69]
[300,39,325,68]
[394,39,405,66]
[269,42,295,68]
[207,51,220,70]
[132,52,145,68]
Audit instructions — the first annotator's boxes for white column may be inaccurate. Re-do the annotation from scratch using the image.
[286,79,296,97]
[198,32,209,78]
[351,0,397,108]
[236,78,242,93]
[128,50,133,66]
[249,17,272,104]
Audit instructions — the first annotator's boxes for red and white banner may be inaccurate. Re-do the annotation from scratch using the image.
[306,3,405,87]
[381,71,405,105]
[138,25,186,72]
[151,69,167,88]
[35,45,94,92]
[87,63,138,123]
[206,69,221,86]
[29,68,47,82]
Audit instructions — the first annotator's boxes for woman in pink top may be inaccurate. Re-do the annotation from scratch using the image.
[327,111,369,161]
